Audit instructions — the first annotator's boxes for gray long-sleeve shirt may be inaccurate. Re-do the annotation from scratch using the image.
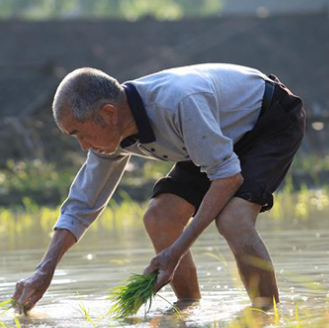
[54,63,268,241]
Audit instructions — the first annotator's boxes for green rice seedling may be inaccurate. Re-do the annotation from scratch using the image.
[204,248,228,267]
[0,299,17,315]
[77,302,97,327]
[13,317,20,328]
[0,299,11,328]
[0,299,21,328]
[273,297,279,325]
[107,271,158,318]
[76,293,114,327]
[295,304,301,328]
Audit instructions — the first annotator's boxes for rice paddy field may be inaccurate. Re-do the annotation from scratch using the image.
[1,188,329,328]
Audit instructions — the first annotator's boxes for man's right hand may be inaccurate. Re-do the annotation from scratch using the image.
[12,229,76,314]
[13,269,54,314]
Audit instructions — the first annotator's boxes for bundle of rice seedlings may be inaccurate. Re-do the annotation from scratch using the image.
[107,271,158,318]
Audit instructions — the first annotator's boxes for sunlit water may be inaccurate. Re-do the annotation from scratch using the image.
[1,202,329,327]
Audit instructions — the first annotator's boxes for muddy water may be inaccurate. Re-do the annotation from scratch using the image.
[1,203,329,327]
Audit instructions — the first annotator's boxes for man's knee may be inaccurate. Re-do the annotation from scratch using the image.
[216,198,260,242]
[216,213,254,239]
[143,200,164,234]
[143,194,194,235]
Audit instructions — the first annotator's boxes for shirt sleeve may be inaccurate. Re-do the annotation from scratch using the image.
[176,92,241,180]
[53,149,130,241]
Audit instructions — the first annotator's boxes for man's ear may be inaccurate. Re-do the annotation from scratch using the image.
[99,104,119,125]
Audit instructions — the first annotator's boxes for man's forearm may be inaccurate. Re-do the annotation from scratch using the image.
[170,173,244,259]
[36,229,76,273]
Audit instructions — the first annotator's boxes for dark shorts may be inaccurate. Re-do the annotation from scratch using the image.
[151,75,306,213]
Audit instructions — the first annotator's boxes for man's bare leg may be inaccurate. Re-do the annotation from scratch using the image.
[143,193,201,300]
[216,197,279,307]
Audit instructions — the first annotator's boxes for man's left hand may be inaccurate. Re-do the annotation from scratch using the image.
[144,247,181,293]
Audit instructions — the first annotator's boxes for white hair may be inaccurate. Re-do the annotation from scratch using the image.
[52,67,125,124]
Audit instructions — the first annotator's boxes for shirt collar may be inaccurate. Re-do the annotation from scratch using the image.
[120,82,156,148]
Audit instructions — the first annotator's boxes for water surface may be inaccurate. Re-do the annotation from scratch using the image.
[1,196,329,327]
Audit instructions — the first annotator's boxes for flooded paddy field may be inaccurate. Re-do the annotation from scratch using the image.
[1,189,329,327]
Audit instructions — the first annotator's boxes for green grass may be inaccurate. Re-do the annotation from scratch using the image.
[107,271,158,318]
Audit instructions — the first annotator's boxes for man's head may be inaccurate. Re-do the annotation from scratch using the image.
[52,67,128,154]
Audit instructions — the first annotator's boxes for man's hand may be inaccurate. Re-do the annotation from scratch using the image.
[144,247,181,293]
[12,229,76,314]
[13,269,54,314]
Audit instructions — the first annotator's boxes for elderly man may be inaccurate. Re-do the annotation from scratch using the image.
[13,63,305,312]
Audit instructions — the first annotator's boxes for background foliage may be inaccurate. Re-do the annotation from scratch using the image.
[0,0,223,20]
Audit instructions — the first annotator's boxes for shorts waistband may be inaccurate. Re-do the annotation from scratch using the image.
[261,78,276,115]
[262,81,275,111]
[261,74,290,116]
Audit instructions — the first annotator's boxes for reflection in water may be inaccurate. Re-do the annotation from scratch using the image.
[1,191,329,327]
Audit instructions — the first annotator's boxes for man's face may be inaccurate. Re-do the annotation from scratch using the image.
[59,114,121,155]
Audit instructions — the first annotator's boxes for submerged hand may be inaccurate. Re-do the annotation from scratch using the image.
[13,269,54,314]
[144,248,181,293]
[12,229,76,314]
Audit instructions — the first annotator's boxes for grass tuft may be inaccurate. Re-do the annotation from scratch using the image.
[107,271,158,318]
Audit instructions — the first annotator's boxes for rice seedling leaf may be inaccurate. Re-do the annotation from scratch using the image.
[204,251,228,266]
[295,304,301,328]
[273,297,279,325]
[0,300,13,308]
[156,294,181,318]
[0,299,17,316]
[14,317,21,328]
[248,307,270,316]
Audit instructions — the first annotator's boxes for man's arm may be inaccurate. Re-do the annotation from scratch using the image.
[13,229,76,313]
[55,150,130,241]
[144,173,243,292]
[144,92,245,290]
[13,150,130,312]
